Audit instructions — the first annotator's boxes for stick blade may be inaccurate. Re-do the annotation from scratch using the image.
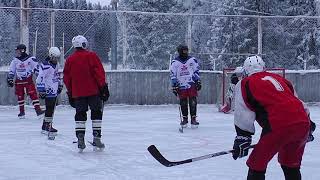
[147,145,172,167]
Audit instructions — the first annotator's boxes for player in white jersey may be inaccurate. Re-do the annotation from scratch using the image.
[170,45,201,128]
[36,47,63,139]
[7,44,44,119]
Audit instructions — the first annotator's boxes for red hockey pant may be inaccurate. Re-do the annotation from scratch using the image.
[247,123,309,171]
[15,77,41,113]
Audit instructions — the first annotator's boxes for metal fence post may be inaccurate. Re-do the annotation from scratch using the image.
[122,12,127,68]
[258,16,262,56]
[20,0,30,50]
[111,0,118,70]
[50,10,55,47]
[187,0,192,51]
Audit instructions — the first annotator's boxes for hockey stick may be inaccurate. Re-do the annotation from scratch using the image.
[177,97,184,133]
[147,144,255,167]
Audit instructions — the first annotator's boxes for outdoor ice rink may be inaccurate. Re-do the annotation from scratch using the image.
[0,104,319,180]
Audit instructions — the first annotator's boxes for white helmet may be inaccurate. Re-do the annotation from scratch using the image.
[233,66,244,74]
[243,55,265,76]
[49,47,61,58]
[72,35,88,49]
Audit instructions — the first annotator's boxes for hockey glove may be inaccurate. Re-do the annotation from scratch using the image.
[195,80,202,91]
[100,84,110,102]
[67,92,76,108]
[38,91,46,99]
[172,86,179,96]
[7,77,14,87]
[57,84,63,94]
[232,135,252,160]
[307,120,316,142]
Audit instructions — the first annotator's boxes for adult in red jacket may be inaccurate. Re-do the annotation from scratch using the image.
[232,55,316,180]
[63,35,110,152]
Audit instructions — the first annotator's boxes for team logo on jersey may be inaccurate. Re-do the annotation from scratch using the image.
[19,63,25,68]
[180,65,190,76]
[181,65,188,71]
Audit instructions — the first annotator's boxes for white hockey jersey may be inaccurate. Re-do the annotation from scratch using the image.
[170,56,200,90]
[36,60,61,98]
[8,55,38,80]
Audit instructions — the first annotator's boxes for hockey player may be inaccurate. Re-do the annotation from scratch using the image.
[170,44,201,129]
[63,35,110,152]
[232,55,316,180]
[7,44,44,119]
[220,67,244,114]
[36,47,63,138]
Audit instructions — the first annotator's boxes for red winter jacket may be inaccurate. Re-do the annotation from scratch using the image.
[63,49,106,98]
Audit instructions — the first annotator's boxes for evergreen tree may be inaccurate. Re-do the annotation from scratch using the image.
[119,0,186,69]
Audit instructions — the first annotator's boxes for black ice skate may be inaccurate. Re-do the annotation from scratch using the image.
[180,117,188,128]
[91,137,105,151]
[36,109,45,120]
[191,117,199,129]
[47,122,58,140]
[77,133,86,152]
[41,121,58,137]
[18,112,25,119]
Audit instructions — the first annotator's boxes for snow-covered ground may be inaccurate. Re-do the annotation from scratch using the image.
[0,104,318,180]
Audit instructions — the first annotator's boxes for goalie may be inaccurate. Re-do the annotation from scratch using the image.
[220,67,244,113]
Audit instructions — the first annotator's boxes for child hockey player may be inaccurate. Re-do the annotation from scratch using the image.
[220,66,244,114]
[36,47,63,139]
[170,44,201,129]
[7,44,44,119]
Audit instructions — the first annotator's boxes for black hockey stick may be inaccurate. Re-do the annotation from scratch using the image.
[147,144,255,167]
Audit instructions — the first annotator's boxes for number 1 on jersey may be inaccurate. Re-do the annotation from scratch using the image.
[261,76,284,91]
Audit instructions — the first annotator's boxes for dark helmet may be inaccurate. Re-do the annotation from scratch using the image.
[177,44,189,59]
[15,44,27,52]
[176,44,188,53]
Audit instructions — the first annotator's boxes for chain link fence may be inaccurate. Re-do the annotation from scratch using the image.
[0,7,319,70]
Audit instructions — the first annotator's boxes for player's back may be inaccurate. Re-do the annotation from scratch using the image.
[241,71,309,131]
[65,49,101,97]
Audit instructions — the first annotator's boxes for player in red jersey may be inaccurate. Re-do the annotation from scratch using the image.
[63,35,109,152]
[232,55,316,180]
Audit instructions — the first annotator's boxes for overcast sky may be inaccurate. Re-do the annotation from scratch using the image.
[87,0,111,6]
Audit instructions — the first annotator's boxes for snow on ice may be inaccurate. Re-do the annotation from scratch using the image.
[0,104,319,180]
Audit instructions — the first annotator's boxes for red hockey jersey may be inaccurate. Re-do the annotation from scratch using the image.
[234,71,309,134]
[63,49,106,98]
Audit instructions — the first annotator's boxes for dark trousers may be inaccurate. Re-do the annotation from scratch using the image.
[74,95,103,138]
[45,97,57,118]
[180,96,197,119]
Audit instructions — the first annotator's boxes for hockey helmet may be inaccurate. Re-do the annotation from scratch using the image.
[177,44,188,53]
[15,44,27,52]
[49,47,61,58]
[243,55,265,76]
[176,44,188,59]
[72,35,88,49]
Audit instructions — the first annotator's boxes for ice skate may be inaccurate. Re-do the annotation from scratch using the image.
[91,137,105,151]
[36,109,45,120]
[18,112,25,119]
[180,117,188,128]
[41,121,58,137]
[77,133,86,152]
[191,117,199,129]
[41,120,47,134]
[47,122,58,140]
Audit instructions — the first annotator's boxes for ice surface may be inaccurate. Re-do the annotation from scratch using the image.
[0,104,319,180]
